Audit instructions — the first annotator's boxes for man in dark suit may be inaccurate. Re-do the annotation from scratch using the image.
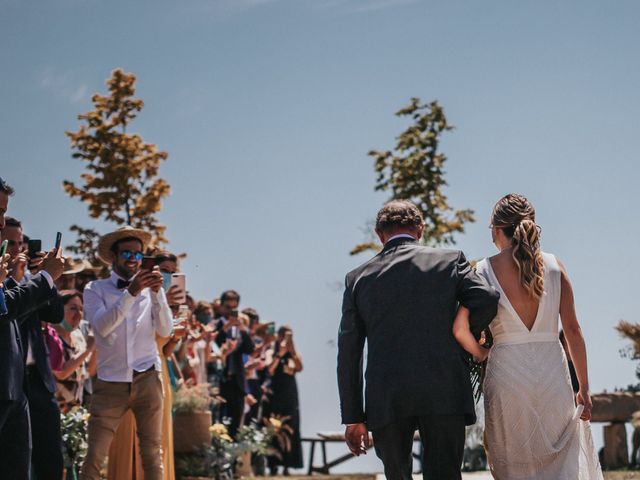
[2,216,65,480]
[337,200,499,480]
[0,177,65,480]
[214,290,255,436]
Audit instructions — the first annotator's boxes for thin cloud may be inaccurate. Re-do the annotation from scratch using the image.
[307,0,419,14]
[345,0,419,13]
[38,67,88,104]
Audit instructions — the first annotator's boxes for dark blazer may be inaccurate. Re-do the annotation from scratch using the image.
[18,289,63,394]
[0,273,54,400]
[215,319,255,392]
[337,237,499,431]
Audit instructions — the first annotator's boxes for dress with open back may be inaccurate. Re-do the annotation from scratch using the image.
[476,252,603,480]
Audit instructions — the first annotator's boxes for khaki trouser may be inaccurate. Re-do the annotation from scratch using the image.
[80,369,164,480]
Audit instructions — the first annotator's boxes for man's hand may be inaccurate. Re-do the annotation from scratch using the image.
[128,270,162,297]
[222,338,238,355]
[148,268,163,293]
[345,423,370,456]
[577,389,593,421]
[10,252,29,282]
[40,249,65,281]
[165,284,185,305]
[28,251,46,272]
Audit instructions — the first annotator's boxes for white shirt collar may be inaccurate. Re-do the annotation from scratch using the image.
[386,233,416,244]
[109,270,130,286]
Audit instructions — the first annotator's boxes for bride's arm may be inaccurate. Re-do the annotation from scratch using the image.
[453,306,489,362]
[557,259,592,421]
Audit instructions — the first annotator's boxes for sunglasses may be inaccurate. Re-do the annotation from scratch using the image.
[119,250,144,261]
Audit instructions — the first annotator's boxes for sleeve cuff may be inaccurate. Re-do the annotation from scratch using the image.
[39,270,54,289]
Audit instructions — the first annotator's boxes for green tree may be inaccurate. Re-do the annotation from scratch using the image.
[352,98,474,255]
[64,68,171,260]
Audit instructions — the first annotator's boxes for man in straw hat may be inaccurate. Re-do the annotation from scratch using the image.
[80,226,173,480]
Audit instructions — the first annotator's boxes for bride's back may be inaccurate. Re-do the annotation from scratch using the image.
[489,251,541,330]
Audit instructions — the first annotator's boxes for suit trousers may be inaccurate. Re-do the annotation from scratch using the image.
[0,394,31,480]
[220,379,245,437]
[371,414,466,480]
[25,366,64,480]
[80,369,164,480]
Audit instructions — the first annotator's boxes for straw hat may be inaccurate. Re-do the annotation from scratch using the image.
[96,226,151,265]
[62,258,85,275]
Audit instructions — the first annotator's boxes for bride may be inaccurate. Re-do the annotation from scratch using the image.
[453,193,603,479]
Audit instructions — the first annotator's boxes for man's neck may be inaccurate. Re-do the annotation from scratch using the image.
[112,267,133,281]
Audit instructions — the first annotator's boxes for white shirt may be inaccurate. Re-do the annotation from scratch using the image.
[83,271,173,382]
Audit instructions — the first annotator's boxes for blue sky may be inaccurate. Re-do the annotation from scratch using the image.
[2,0,639,472]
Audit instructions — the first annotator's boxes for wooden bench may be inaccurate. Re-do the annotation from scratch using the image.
[302,432,422,475]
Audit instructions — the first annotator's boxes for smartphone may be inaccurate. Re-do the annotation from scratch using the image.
[266,322,276,336]
[229,309,239,318]
[0,239,8,257]
[27,239,42,259]
[230,325,238,339]
[141,256,156,270]
[54,232,62,252]
[170,273,186,304]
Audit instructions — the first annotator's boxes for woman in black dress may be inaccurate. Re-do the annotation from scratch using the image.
[264,325,304,475]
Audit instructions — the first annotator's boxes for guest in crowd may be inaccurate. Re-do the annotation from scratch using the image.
[53,290,96,412]
[265,325,304,475]
[0,177,65,480]
[80,226,172,480]
[107,249,186,480]
[215,290,255,436]
[2,216,66,480]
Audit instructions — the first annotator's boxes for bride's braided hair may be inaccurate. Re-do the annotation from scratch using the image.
[491,194,544,299]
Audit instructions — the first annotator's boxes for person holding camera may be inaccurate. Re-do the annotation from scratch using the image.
[80,226,172,480]
[215,290,254,437]
[2,215,67,480]
[0,178,66,480]
[264,325,304,475]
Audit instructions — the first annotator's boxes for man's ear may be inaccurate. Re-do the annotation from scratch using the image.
[375,229,386,244]
[416,224,425,239]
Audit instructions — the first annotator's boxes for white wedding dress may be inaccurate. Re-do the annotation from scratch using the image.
[476,253,603,480]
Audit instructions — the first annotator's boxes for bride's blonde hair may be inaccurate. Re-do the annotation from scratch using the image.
[491,194,544,299]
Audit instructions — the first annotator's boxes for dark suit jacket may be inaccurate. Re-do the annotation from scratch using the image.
[17,287,63,394]
[337,237,499,430]
[215,319,255,393]
[0,273,54,400]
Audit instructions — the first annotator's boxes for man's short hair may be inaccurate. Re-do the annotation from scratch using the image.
[154,250,178,264]
[375,200,424,233]
[194,300,212,316]
[241,307,259,323]
[221,289,240,304]
[0,177,14,196]
[3,216,22,230]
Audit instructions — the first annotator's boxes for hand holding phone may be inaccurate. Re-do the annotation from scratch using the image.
[170,274,187,304]
[40,248,65,281]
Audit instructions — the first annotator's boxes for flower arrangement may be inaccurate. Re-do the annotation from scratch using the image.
[175,421,282,479]
[263,414,293,455]
[173,383,215,413]
[60,406,90,480]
